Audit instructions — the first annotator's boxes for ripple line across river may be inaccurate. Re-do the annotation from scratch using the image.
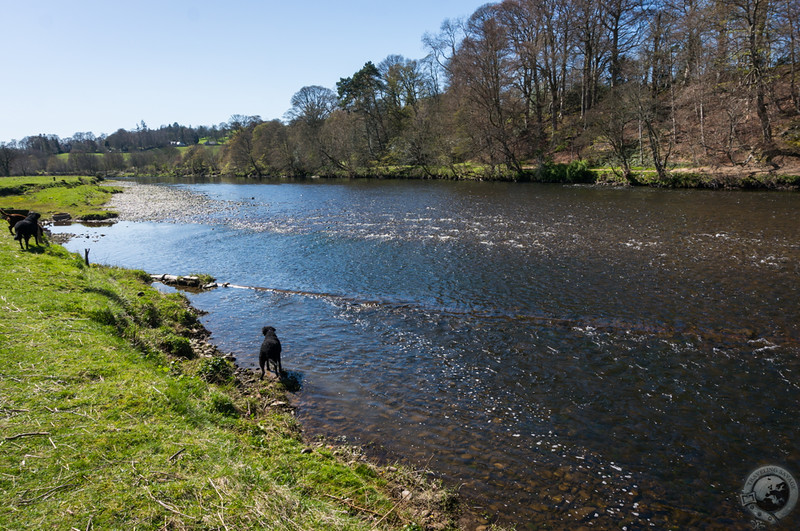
[188,279,800,350]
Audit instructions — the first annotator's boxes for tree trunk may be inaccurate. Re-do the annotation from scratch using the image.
[749,0,773,145]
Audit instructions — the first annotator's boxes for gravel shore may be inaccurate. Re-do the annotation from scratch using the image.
[107,180,239,223]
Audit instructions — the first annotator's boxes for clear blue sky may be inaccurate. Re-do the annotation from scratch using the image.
[0,1,489,143]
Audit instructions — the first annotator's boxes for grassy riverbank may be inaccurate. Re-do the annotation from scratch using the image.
[0,176,119,220]
[0,179,464,529]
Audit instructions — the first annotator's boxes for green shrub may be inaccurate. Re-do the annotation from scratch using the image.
[531,160,595,183]
[198,356,234,384]
[159,330,194,358]
[565,159,594,183]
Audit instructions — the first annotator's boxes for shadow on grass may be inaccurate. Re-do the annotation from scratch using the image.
[15,243,48,254]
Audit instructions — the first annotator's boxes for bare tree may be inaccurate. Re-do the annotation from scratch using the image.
[496,0,546,151]
[285,85,339,173]
[638,82,675,180]
[573,0,609,119]
[668,0,711,85]
[318,110,366,174]
[777,0,800,112]
[102,152,126,175]
[602,0,645,88]
[422,17,467,85]
[286,85,337,127]
[587,84,641,182]
[449,4,526,175]
[727,0,775,145]
[0,142,20,176]
[69,152,100,174]
[227,114,263,132]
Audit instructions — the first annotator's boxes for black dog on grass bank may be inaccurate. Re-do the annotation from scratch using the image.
[259,326,282,380]
[13,212,43,250]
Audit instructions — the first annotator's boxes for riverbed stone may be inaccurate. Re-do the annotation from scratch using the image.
[572,506,597,520]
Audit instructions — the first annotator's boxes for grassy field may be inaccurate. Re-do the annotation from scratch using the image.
[0,176,87,195]
[0,176,119,220]
[0,178,462,530]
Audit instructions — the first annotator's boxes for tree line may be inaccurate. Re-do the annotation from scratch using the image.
[2,0,799,182]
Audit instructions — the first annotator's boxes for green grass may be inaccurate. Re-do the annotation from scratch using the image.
[0,176,89,196]
[0,178,460,529]
[0,176,119,220]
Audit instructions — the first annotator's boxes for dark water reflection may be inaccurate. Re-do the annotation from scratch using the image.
[52,179,800,528]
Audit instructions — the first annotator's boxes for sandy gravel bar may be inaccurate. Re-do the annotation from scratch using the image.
[106,180,243,223]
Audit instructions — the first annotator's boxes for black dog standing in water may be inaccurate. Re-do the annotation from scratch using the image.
[13,212,43,250]
[259,326,282,380]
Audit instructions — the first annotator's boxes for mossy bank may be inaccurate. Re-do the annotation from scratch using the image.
[0,178,468,530]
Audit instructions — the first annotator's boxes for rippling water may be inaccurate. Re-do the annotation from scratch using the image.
[52,179,800,528]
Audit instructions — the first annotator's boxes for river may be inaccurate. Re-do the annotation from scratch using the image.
[51,178,800,529]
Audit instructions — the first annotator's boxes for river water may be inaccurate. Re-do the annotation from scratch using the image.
[52,178,800,528]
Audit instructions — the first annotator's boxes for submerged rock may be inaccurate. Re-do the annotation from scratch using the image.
[151,273,217,290]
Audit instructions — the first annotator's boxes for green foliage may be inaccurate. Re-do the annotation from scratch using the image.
[657,170,800,189]
[337,61,383,110]
[531,160,596,183]
[776,174,800,186]
[0,175,88,195]
[663,172,705,188]
[158,329,194,358]
[566,160,594,183]
[198,356,234,384]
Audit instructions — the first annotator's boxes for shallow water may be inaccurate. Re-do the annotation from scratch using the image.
[52,179,800,528]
